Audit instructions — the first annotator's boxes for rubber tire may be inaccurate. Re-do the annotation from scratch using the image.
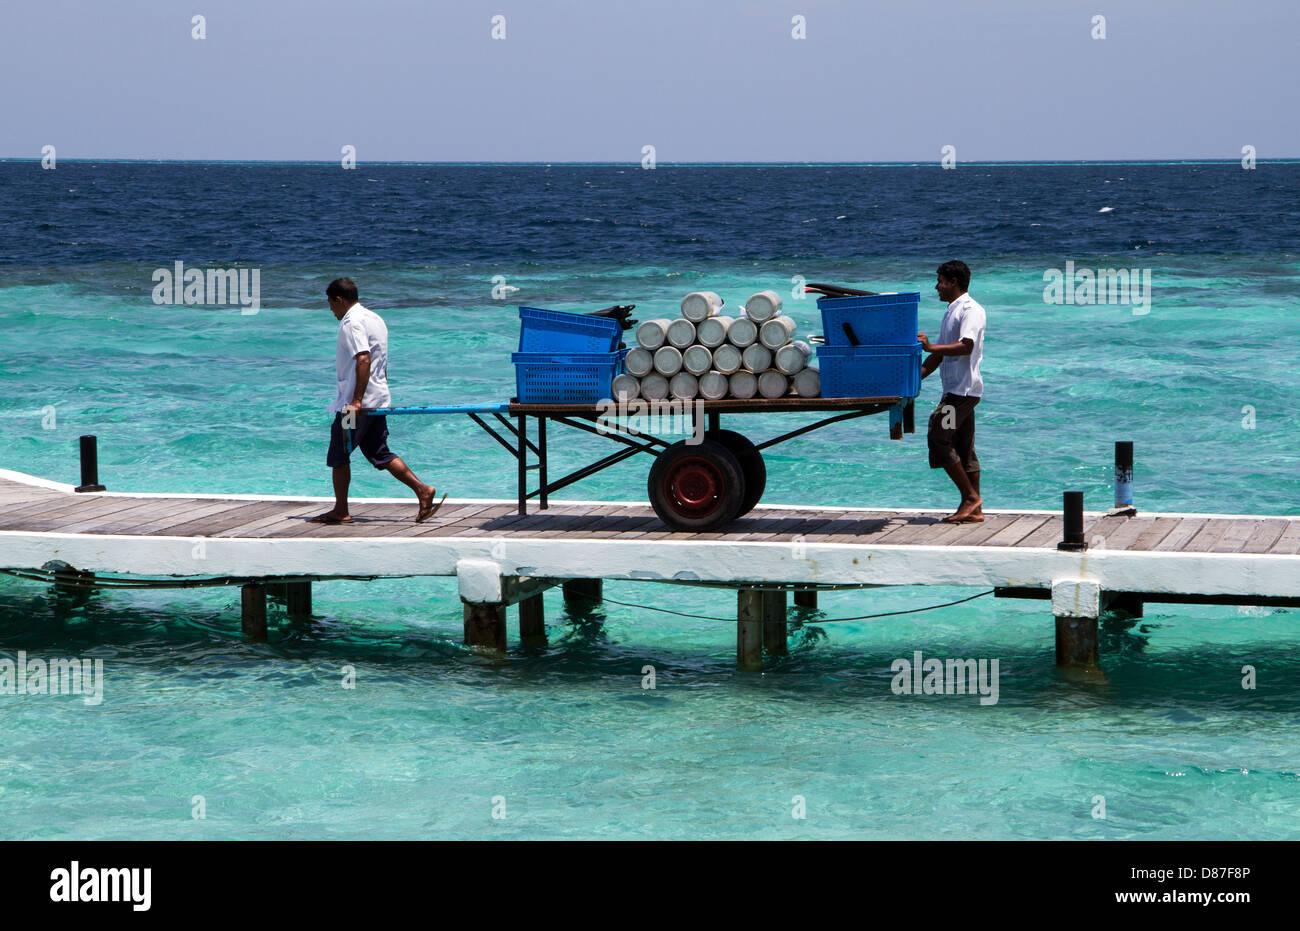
[647,439,745,532]
[708,429,767,516]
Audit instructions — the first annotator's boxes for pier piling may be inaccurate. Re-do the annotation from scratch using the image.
[1051,580,1100,669]
[737,588,764,670]
[763,589,788,655]
[519,592,547,647]
[463,602,508,652]
[563,578,603,607]
[241,583,268,642]
[793,589,818,610]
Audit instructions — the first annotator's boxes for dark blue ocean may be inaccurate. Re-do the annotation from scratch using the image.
[2,161,1298,839]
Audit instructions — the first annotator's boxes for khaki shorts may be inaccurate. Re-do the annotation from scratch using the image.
[927,393,980,472]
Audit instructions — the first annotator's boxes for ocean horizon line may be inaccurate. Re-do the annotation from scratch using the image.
[3,157,1297,167]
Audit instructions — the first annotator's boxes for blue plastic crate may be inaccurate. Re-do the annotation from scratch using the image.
[817,292,921,347]
[816,344,922,399]
[511,349,627,404]
[518,306,621,353]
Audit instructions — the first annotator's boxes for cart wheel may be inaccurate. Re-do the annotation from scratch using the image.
[648,439,745,531]
[707,429,767,516]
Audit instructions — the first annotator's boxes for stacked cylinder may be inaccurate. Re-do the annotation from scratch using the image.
[612,290,821,401]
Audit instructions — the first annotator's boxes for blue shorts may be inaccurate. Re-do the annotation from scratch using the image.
[327,412,397,470]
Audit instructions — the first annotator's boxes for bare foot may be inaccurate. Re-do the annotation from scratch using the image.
[942,497,984,523]
[416,488,447,523]
[309,512,353,524]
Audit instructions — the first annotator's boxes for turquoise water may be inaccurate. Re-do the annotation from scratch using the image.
[4,163,1299,839]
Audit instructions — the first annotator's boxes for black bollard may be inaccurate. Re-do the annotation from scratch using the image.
[1110,441,1136,516]
[75,435,106,492]
[1058,491,1085,551]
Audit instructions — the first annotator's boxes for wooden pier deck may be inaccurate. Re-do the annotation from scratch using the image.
[2,468,1298,668]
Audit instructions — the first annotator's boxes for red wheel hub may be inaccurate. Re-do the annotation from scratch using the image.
[663,457,724,517]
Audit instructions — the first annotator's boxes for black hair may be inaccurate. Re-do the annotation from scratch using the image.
[936,260,971,291]
[326,277,358,303]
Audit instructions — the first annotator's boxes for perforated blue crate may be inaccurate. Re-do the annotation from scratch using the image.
[511,349,627,404]
[816,344,922,399]
[518,306,621,353]
[817,292,921,347]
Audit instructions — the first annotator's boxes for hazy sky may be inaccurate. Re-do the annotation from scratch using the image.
[5,0,1296,161]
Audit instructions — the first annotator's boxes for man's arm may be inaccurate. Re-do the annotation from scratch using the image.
[917,334,974,357]
[921,352,942,379]
[346,351,371,410]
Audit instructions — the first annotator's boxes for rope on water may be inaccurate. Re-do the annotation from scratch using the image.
[596,589,996,623]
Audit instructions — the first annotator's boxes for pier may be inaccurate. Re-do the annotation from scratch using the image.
[1,464,1298,671]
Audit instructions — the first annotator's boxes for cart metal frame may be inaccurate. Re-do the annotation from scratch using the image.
[371,397,916,517]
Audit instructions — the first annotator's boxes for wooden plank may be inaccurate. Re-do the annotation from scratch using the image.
[576,514,663,539]
[265,502,423,537]
[980,515,1051,547]
[865,513,952,545]
[730,510,845,542]
[811,514,902,544]
[386,503,503,538]
[0,487,63,506]
[136,501,272,535]
[1213,518,1288,554]
[72,498,211,535]
[0,494,167,531]
[1084,515,1152,551]
[1015,517,1065,548]
[161,500,300,537]
[218,501,366,538]
[1268,521,1300,555]
[418,504,520,537]
[1125,516,1181,551]
[48,496,204,533]
[0,494,102,523]
[772,510,859,541]
[1180,519,1236,553]
[1153,517,1208,552]
[939,513,1021,546]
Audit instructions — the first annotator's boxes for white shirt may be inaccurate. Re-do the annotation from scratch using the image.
[329,303,392,413]
[938,293,985,397]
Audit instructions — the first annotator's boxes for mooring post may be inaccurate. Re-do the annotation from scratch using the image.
[762,588,788,655]
[241,583,268,642]
[519,592,547,648]
[737,588,764,671]
[1110,441,1137,516]
[75,435,106,493]
[563,578,603,607]
[1052,580,1100,669]
[463,602,508,651]
[793,589,818,610]
[1058,491,1086,551]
